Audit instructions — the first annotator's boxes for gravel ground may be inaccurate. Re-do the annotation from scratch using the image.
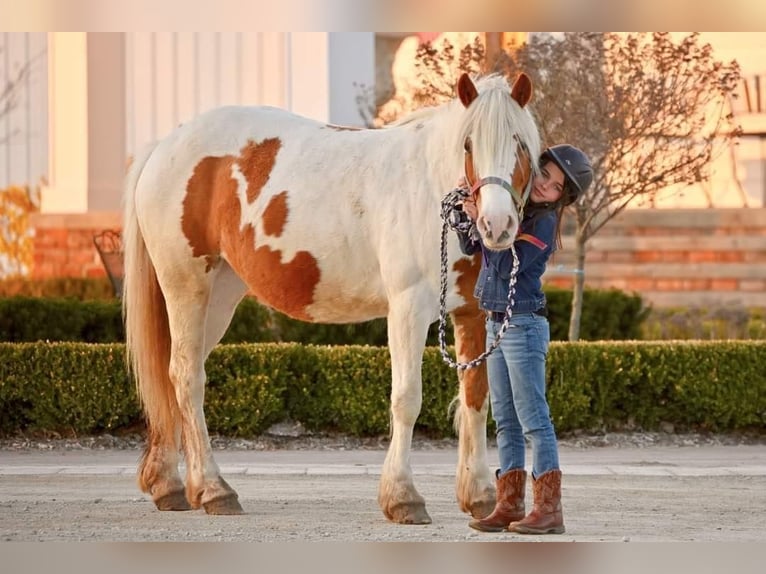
[1,421,763,452]
[2,423,765,543]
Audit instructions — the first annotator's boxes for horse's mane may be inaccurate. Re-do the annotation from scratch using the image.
[381,74,541,180]
[384,105,441,128]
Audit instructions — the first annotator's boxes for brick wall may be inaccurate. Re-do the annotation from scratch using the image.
[545,208,766,308]
[29,208,766,309]
[30,212,122,281]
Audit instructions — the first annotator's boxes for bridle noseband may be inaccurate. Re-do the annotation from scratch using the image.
[468,175,532,216]
[465,137,534,215]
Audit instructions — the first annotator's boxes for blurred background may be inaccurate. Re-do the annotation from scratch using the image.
[0,32,764,330]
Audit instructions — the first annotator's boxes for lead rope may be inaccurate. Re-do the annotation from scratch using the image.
[438,188,520,371]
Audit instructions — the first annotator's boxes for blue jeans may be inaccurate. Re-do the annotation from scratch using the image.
[485,313,559,478]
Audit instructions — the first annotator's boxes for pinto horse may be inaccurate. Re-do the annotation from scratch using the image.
[122,72,541,524]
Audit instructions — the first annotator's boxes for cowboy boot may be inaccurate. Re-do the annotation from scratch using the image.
[468,468,526,532]
[507,469,565,534]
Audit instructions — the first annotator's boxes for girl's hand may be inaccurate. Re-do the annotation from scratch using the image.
[461,195,478,220]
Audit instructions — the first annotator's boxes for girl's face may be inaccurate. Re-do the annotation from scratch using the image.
[530,160,566,204]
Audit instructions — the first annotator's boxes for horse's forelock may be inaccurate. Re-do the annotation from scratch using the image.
[459,75,542,183]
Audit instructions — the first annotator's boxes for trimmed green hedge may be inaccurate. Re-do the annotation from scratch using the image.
[0,286,647,345]
[0,277,116,301]
[1,341,763,438]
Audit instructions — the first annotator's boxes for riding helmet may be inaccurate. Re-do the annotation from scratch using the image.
[540,144,593,205]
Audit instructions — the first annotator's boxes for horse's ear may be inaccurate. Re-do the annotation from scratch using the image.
[457,73,478,108]
[510,73,533,108]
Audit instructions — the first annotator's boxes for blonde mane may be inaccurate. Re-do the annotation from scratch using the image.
[384,104,441,128]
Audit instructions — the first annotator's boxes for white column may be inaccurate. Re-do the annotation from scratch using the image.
[286,32,375,126]
[86,33,126,212]
[286,32,329,122]
[42,32,88,213]
[328,33,375,127]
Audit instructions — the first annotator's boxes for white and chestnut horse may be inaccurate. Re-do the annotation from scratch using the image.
[122,72,540,524]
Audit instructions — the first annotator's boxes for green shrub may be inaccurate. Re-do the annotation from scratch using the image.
[0,286,648,345]
[0,343,138,435]
[642,305,766,340]
[291,346,392,435]
[204,344,298,436]
[0,297,124,342]
[545,286,649,341]
[0,277,115,300]
[1,341,763,437]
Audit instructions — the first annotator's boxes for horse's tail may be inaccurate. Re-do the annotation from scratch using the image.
[122,142,177,472]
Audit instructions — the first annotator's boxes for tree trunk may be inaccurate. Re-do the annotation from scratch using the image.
[483,33,504,73]
[567,232,588,342]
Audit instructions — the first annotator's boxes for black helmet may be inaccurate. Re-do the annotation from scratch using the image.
[540,144,593,205]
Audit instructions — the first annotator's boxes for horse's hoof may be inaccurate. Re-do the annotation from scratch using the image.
[387,502,432,525]
[154,490,192,511]
[203,494,244,515]
[468,499,496,519]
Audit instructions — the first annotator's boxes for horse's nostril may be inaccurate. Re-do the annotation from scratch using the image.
[498,230,510,243]
[479,217,493,240]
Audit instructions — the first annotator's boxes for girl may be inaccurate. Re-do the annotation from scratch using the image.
[458,144,593,535]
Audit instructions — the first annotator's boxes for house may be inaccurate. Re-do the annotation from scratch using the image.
[1,32,764,307]
[1,32,378,280]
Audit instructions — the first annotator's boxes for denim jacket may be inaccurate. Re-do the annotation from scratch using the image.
[457,210,557,314]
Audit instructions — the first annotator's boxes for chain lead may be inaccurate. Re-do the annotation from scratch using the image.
[438,189,519,371]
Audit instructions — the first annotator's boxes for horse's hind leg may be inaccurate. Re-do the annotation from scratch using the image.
[163,266,245,515]
[378,292,432,524]
[139,425,189,510]
[451,310,495,519]
[202,262,248,356]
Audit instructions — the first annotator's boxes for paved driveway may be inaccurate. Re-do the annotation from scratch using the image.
[1,444,764,542]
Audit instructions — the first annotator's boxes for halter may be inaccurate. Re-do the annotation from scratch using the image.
[469,175,532,215]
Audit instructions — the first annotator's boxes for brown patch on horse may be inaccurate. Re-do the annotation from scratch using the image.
[235,242,320,321]
[463,146,477,188]
[512,142,533,193]
[182,155,238,272]
[262,191,289,237]
[510,73,532,108]
[182,139,321,320]
[237,137,282,203]
[452,255,481,316]
[451,255,488,411]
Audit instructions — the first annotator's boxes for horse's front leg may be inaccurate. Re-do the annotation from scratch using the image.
[378,293,432,524]
[452,309,495,519]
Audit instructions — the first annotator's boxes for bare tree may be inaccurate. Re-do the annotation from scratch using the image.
[0,54,31,145]
[0,50,37,278]
[356,36,486,127]
[501,33,741,340]
[360,32,741,341]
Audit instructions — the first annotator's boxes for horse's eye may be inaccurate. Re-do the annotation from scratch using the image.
[464,138,472,153]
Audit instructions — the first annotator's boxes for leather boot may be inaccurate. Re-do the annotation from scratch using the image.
[507,469,565,534]
[468,468,526,532]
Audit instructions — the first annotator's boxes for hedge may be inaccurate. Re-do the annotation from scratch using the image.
[0,286,647,345]
[1,341,763,438]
